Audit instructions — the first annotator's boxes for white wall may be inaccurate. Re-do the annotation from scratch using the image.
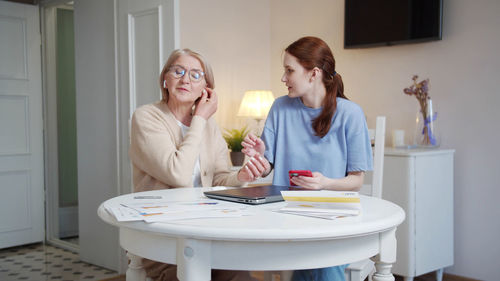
[269,0,500,280]
[74,0,120,271]
[179,0,271,131]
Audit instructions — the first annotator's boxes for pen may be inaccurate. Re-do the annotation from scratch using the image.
[134,196,162,199]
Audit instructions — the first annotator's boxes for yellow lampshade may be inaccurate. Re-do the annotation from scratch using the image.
[237,90,275,120]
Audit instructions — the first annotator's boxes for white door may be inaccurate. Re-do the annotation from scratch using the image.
[116,0,178,196]
[0,1,44,248]
[118,0,179,118]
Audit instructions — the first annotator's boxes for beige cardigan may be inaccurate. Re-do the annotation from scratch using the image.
[129,101,243,192]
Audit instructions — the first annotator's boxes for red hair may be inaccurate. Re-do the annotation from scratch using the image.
[285,36,347,138]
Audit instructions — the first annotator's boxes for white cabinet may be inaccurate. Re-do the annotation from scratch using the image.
[382,148,455,281]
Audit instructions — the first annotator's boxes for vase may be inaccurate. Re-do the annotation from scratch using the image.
[230,151,245,166]
[413,99,440,148]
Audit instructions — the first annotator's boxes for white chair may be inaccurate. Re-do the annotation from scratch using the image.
[345,116,386,281]
[263,116,386,281]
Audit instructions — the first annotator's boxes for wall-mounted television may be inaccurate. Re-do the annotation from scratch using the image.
[344,0,443,49]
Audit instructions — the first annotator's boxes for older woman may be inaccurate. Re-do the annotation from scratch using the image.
[129,49,264,281]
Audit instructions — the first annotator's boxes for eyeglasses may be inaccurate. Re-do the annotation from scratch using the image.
[168,65,205,82]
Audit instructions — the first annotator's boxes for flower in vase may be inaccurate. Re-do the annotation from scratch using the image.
[403,75,430,109]
[403,75,438,146]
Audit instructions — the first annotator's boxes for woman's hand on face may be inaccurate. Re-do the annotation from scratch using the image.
[241,133,266,157]
[193,88,218,120]
[237,153,271,182]
[290,171,325,190]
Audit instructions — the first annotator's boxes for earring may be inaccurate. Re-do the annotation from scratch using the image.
[163,80,167,88]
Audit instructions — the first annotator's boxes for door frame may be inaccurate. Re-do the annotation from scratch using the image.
[40,1,78,253]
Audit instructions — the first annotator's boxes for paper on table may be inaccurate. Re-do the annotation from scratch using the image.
[106,198,248,222]
[279,190,361,218]
[275,209,341,220]
[203,186,228,192]
[104,202,144,221]
[107,206,144,221]
[121,199,234,215]
[143,208,250,223]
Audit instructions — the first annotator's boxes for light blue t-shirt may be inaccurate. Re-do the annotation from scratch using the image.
[263,96,373,186]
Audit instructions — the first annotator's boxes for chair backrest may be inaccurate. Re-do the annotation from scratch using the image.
[371,116,386,198]
[361,116,386,198]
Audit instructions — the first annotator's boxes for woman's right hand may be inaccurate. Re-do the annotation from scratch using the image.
[193,88,218,120]
[237,153,271,182]
[241,133,265,157]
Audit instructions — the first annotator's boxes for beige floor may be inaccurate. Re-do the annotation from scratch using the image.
[0,243,117,281]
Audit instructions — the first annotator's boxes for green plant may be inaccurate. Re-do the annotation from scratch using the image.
[223,126,249,152]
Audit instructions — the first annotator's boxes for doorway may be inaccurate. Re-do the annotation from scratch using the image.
[42,1,79,252]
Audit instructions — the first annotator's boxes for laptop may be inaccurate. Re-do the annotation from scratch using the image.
[204,185,295,205]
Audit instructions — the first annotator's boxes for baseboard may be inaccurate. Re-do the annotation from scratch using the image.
[396,272,482,281]
[444,273,483,281]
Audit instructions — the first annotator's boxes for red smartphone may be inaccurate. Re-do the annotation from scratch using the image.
[288,170,313,186]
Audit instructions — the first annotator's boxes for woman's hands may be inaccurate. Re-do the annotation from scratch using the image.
[291,171,365,191]
[290,172,326,190]
[241,133,265,157]
[193,88,218,120]
[239,133,271,182]
[237,153,271,182]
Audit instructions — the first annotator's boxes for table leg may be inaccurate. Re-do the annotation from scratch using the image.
[372,228,397,281]
[176,238,211,281]
[126,252,147,281]
[436,268,444,281]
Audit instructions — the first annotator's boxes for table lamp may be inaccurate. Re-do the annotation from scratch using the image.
[237,90,274,134]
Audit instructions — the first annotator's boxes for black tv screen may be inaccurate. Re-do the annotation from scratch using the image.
[344,0,443,48]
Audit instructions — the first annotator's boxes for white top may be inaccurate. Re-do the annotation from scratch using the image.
[176,119,202,187]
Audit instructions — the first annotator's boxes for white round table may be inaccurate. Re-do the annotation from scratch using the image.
[98,188,405,281]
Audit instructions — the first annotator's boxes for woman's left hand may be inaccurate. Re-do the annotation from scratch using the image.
[290,171,325,190]
[241,133,265,157]
[237,153,271,182]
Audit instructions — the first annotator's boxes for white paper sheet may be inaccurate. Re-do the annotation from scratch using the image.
[278,190,361,219]
[143,208,250,223]
[121,199,237,214]
[106,198,248,222]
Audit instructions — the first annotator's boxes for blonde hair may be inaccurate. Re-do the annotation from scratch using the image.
[159,49,215,101]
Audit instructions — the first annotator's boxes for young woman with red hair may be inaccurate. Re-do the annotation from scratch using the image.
[242,37,373,281]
